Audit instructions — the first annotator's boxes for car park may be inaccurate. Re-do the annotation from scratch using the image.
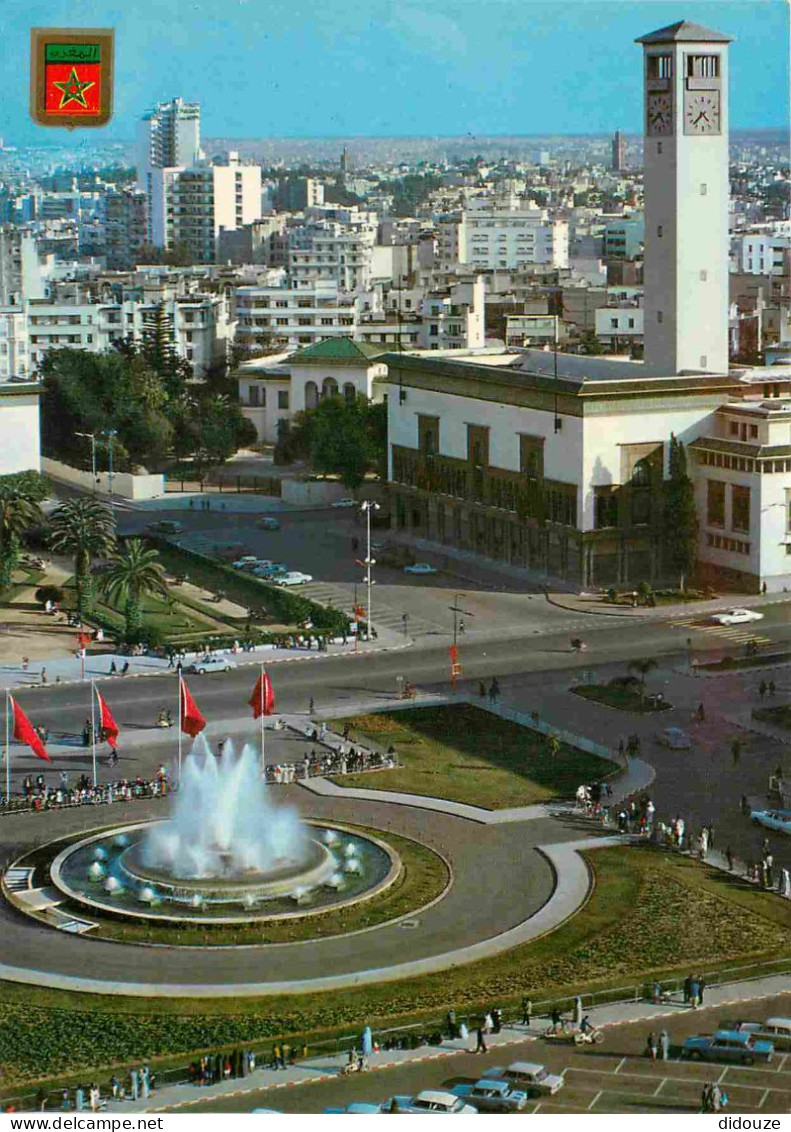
[681,1030,773,1064]
[186,656,237,675]
[332,498,357,508]
[750,809,791,835]
[380,1090,477,1114]
[274,571,313,586]
[723,1018,791,1050]
[232,556,268,570]
[711,608,764,625]
[485,1062,564,1096]
[404,562,438,575]
[451,1079,528,1112]
[256,517,281,530]
[657,726,692,750]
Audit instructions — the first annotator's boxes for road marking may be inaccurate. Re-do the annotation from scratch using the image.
[654,1078,666,1096]
[587,1090,603,1110]
[759,1089,770,1108]
[614,1057,627,1074]
[566,1066,781,1092]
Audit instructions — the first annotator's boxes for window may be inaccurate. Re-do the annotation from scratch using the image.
[730,421,739,437]
[700,355,707,368]
[657,225,663,238]
[687,54,720,79]
[732,484,751,533]
[657,142,663,155]
[700,184,708,196]
[657,311,663,323]
[700,269,708,282]
[248,385,260,407]
[628,318,635,329]
[707,480,726,527]
[610,318,618,330]
[277,391,289,410]
[648,54,673,78]
[749,424,758,438]
[594,488,618,529]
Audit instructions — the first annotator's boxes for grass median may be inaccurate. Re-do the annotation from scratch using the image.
[330,704,614,808]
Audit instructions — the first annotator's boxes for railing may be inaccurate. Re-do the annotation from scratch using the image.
[164,474,282,496]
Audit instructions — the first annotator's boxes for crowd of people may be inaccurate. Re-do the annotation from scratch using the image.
[2,768,169,814]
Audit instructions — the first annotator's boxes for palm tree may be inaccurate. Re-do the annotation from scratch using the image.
[48,498,115,618]
[100,539,169,641]
[0,486,42,588]
[628,657,658,700]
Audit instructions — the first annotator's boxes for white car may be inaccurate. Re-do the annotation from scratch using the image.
[404,562,438,575]
[487,1062,564,1097]
[382,1090,477,1115]
[712,608,764,626]
[186,656,236,675]
[274,571,313,586]
[332,498,357,508]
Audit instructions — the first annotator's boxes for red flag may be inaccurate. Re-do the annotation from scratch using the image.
[95,689,119,749]
[249,670,274,718]
[180,679,206,737]
[10,696,50,762]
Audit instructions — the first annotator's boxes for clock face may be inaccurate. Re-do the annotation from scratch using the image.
[685,90,721,134]
[646,92,673,136]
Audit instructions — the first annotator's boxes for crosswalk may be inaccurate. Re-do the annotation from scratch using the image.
[668,614,774,648]
[297,580,441,636]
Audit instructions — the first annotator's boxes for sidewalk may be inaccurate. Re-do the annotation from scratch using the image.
[102,969,791,1114]
[0,627,408,693]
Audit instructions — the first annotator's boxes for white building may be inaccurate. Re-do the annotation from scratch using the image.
[0,383,41,475]
[168,156,262,264]
[739,233,791,276]
[463,205,569,271]
[234,280,358,353]
[137,98,201,182]
[288,220,377,291]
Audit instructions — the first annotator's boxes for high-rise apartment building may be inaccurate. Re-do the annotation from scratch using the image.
[137,97,201,178]
[611,130,626,171]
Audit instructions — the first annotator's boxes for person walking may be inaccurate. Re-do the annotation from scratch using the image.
[659,1030,670,1061]
[759,680,767,699]
[698,978,706,1006]
[690,977,700,1008]
[770,681,776,696]
[446,1009,457,1039]
[483,1010,493,1034]
[488,678,500,704]
[646,1032,658,1060]
[41,667,47,685]
[474,1025,487,1054]
[683,975,692,1004]
[731,739,742,767]
[573,995,583,1026]
[521,996,532,1027]
[726,846,734,871]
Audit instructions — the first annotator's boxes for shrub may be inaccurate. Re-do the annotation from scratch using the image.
[605,587,617,603]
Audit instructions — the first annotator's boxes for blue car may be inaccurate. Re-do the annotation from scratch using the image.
[451,1079,528,1112]
[750,809,791,835]
[682,1029,774,1064]
[323,1104,381,1114]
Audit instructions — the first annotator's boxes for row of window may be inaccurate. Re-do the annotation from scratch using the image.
[706,533,750,556]
[707,480,751,532]
[697,450,791,474]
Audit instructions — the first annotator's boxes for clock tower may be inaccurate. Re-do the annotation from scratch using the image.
[636,21,732,375]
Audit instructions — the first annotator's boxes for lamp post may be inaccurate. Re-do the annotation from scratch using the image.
[75,432,98,491]
[448,593,474,691]
[101,430,118,523]
[360,500,380,641]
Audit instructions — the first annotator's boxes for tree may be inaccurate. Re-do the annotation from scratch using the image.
[283,396,386,489]
[100,539,169,642]
[664,433,699,591]
[140,302,190,401]
[48,498,115,619]
[0,486,43,588]
[628,657,658,699]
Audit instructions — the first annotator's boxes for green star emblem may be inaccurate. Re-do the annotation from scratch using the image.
[52,67,95,109]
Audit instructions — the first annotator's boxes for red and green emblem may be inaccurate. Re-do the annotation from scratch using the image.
[31,28,114,129]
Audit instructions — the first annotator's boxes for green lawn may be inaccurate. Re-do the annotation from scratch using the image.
[331,704,614,808]
[574,683,672,714]
[1,845,789,1090]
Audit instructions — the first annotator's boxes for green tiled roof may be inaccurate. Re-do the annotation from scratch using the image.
[291,337,389,364]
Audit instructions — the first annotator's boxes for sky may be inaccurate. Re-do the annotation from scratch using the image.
[3,0,788,144]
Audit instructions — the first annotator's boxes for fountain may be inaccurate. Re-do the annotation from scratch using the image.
[48,735,399,925]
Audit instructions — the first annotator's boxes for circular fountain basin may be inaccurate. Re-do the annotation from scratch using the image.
[50,820,399,925]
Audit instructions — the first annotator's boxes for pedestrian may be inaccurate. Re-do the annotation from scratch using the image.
[770,681,776,696]
[478,681,486,698]
[492,1007,502,1034]
[698,978,706,1005]
[759,680,767,699]
[130,1069,139,1101]
[41,666,47,685]
[574,994,583,1026]
[646,1031,657,1060]
[683,975,691,1004]
[659,1030,670,1061]
[309,697,315,716]
[690,977,700,1008]
[483,1010,493,1033]
[701,1084,712,1113]
[731,739,741,767]
[521,996,532,1026]
[726,846,734,871]
[475,1025,487,1054]
[711,1082,723,1113]
[121,661,129,676]
[488,678,500,703]
[109,660,117,675]
[446,1009,457,1039]
[21,656,28,671]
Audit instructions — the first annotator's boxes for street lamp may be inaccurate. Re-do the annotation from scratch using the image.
[75,432,98,492]
[101,429,118,522]
[360,500,380,642]
[449,593,474,646]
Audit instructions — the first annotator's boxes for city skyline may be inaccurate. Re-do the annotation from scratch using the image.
[2,0,788,146]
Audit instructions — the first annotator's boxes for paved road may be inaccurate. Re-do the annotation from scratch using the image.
[173,992,791,1114]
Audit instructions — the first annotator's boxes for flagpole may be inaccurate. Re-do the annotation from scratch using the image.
[90,681,97,788]
[260,663,265,776]
[4,693,10,804]
[177,675,183,782]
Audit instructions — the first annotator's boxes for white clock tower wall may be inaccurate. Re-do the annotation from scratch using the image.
[639,23,732,377]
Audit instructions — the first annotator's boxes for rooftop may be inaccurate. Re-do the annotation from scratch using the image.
[635,20,733,45]
[288,337,390,364]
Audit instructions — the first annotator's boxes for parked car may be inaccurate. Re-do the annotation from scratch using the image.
[146,520,184,535]
[681,1030,774,1064]
[723,1018,791,1051]
[657,726,692,750]
[404,562,438,575]
[274,571,313,587]
[486,1062,564,1097]
[323,1104,382,1114]
[256,517,281,530]
[252,563,288,578]
[750,809,791,834]
[451,1079,528,1112]
[232,556,269,570]
[332,498,358,509]
[186,656,237,675]
[711,608,764,625]
[380,1090,477,1114]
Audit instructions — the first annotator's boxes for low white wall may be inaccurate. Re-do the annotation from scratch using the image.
[280,479,385,506]
[42,457,165,501]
